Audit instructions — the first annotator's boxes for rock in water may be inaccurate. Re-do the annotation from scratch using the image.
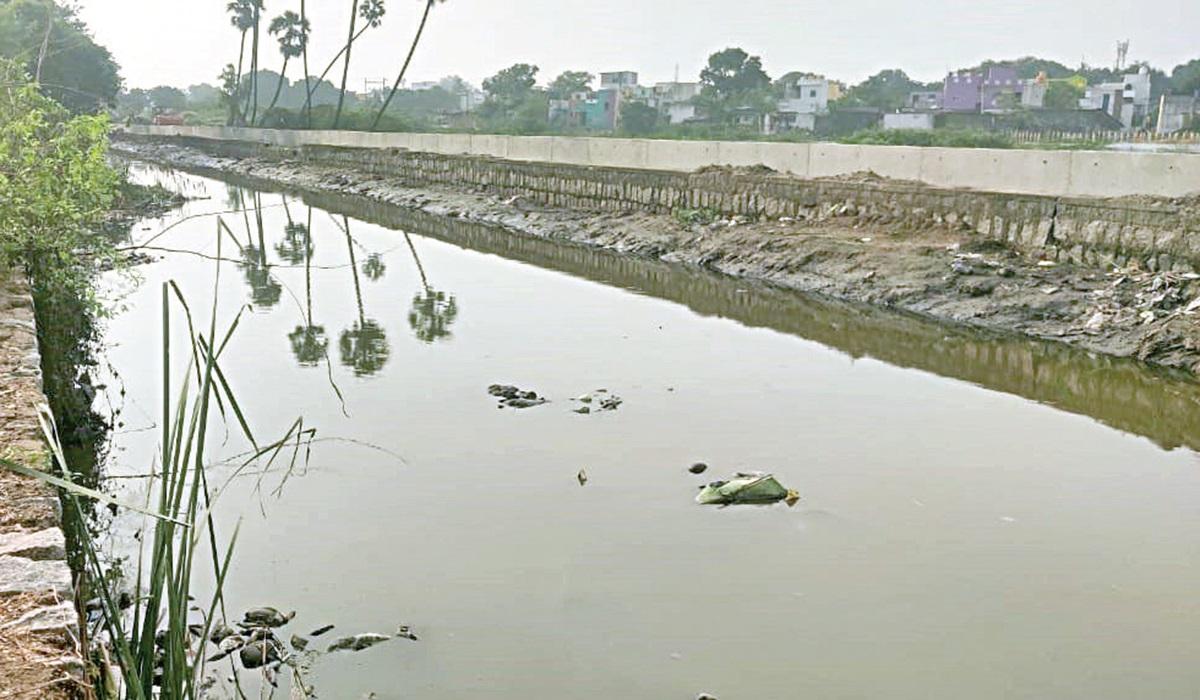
[241,606,294,628]
[328,633,391,652]
[689,462,708,474]
[239,639,281,669]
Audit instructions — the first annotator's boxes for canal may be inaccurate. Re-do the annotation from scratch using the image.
[97,163,1200,698]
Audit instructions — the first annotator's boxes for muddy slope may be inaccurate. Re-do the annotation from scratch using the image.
[112,140,1200,375]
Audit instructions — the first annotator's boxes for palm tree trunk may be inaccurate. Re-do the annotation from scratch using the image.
[371,0,434,131]
[305,207,314,324]
[333,0,360,129]
[304,24,368,120]
[301,0,312,128]
[249,7,261,124]
[260,56,290,124]
[233,30,248,125]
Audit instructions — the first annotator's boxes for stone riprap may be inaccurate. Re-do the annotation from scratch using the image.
[115,130,1200,273]
[0,269,81,698]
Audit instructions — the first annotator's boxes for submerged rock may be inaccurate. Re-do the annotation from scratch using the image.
[689,462,708,474]
[489,384,548,408]
[328,633,391,652]
[239,638,282,669]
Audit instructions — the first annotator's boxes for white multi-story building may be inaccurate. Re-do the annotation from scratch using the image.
[1079,66,1154,128]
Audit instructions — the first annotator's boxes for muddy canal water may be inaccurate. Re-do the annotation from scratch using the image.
[99,164,1200,699]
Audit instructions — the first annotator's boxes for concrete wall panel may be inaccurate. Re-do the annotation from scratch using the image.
[121,126,1200,198]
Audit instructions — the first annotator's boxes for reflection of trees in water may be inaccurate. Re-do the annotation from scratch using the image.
[362,252,386,281]
[403,231,458,344]
[238,192,282,308]
[338,216,390,376]
[283,205,327,366]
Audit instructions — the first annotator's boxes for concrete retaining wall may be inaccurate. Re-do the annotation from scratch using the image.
[119,124,1200,198]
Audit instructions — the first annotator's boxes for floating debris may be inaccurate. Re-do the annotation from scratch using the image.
[396,625,419,641]
[290,634,309,651]
[573,406,591,414]
[689,462,708,474]
[240,606,295,628]
[328,633,392,653]
[310,624,335,637]
[488,384,547,409]
[695,472,799,506]
[577,469,588,486]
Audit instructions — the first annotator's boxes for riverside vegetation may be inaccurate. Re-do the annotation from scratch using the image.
[0,57,316,697]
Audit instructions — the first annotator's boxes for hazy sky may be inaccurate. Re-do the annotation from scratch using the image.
[77,0,1200,91]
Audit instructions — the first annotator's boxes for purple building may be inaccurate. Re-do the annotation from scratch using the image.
[979,67,1022,111]
[943,67,1025,113]
[943,71,983,112]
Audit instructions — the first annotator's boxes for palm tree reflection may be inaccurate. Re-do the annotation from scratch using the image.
[238,192,282,308]
[338,216,390,376]
[279,206,327,366]
[403,232,458,343]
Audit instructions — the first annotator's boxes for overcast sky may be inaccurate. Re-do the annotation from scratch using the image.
[77,0,1200,91]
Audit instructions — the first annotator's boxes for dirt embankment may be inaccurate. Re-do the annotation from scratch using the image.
[113,140,1200,375]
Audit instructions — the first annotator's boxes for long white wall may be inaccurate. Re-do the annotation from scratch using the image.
[119,125,1200,199]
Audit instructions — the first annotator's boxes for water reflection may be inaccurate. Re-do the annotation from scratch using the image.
[338,216,390,376]
[279,206,328,367]
[237,192,282,308]
[288,186,1200,453]
[403,233,458,344]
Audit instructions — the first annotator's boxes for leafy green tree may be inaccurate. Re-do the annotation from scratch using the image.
[700,48,771,97]
[483,63,539,109]
[696,48,772,123]
[0,0,120,113]
[148,86,187,112]
[838,69,921,110]
[372,0,447,130]
[261,10,310,121]
[548,70,594,98]
[0,58,117,296]
[619,101,659,135]
[1044,80,1084,110]
[1170,59,1200,95]
[116,88,150,120]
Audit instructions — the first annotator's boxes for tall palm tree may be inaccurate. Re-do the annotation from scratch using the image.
[332,0,386,128]
[239,193,282,308]
[303,0,383,124]
[226,0,261,125]
[371,0,446,130]
[300,0,312,127]
[261,10,310,123]
[247,0,264,125]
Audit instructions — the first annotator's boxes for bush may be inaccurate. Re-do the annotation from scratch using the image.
[839,128,1014,149]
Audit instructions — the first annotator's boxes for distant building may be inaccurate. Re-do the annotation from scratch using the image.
[599,72,639,91]
[778,75,831,115]
[883,112,935,130]
[979,66,1024,112]
[908,91,943,111]
[1156,94,1199,134]
[550,88,619,130]
[943,71,984,112]
[409,80,439,91]
[651,82,700,124]
[1079,66,1154,128]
